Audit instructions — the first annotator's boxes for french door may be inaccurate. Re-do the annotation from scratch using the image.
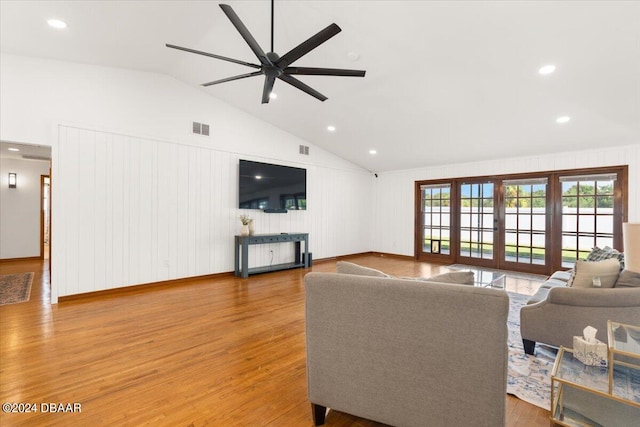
[457,180,498,268]
[415,166,627,275]
[500,178,550,274]
[419,182,452,257]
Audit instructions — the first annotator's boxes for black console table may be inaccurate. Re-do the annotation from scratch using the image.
[234,233,309,278]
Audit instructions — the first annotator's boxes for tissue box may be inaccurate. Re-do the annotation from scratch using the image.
[573,336,608,366]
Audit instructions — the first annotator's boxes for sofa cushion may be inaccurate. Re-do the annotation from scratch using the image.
[568,258,621,288]
[586,246,625,270]
[336,261,390,278]
[527,286,551,304]
[549,270,573,283]
[541,279,572,289]
[419,271,475,285]
[614,269,640,288]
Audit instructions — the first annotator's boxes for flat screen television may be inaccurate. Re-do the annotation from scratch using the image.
[239,160,307,211]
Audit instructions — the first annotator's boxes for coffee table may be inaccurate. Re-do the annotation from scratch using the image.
[474,270,506,289]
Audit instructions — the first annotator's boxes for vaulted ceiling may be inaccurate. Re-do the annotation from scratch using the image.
[1,1,639,171]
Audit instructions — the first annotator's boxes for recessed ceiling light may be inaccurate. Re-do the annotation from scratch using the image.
[255,175,262,180]
[8,147,20,152]
[556,116,571,124]
[327,125,336,132]
[369,149,377,155]
[47,19,67,29]
[269,92,277,99]
[539,64,556,75]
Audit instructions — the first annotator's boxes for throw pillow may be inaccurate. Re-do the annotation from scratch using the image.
[419,271,475,285]
[614,269,640,288]
[336,261,390,277]
[568,258,621,288]
[586,246,625,270]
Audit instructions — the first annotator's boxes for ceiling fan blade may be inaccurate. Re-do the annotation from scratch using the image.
[202,71,263,87]
[284,67,366,77]
[219,4,272,67]
[166,44,261,69]
[261,75,277,104]
[277,74,328,102]
[277,23,341,69]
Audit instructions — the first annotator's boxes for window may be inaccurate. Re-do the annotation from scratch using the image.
[415,166,627,274]
[503,178,548,266]
[459,182,494,259]
[559,173,617,268]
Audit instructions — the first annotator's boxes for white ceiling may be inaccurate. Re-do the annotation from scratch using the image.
[0,141,51,161]
[1,0,639,172]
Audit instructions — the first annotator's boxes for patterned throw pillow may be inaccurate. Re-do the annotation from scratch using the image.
[585,247,625,270]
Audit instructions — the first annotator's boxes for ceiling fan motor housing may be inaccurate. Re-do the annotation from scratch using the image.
[266,52,280,62]
[265,52,283,77]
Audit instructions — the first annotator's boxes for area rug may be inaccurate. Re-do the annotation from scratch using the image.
[506,291,556,409]
[0,272,34,306]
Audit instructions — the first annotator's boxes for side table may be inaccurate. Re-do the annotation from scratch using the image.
[550,322,640,426]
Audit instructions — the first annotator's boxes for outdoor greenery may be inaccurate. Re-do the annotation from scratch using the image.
[425,184,614,209]
[424,238,591,264]
[561,182,614,208]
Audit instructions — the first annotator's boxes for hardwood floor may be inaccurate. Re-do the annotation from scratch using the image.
[0,255,549,426]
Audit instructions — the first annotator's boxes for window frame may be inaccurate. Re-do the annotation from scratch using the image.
[414,165,628,275]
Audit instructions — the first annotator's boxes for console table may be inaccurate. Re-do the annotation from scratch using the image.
[234,233,309,278]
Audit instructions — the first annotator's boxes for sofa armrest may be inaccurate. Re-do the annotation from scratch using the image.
[543,287,640,307]
[521,287,640,349]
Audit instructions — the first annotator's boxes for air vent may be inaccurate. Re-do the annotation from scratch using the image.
[299,145,309,155]
[192,121,210,136]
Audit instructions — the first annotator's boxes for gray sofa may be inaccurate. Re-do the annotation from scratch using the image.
[305,271,509,427]
[520,270,640,355]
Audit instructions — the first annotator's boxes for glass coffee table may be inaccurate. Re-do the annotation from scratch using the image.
[550,321,640,426]
[474,270,506,289]
[607,321,640,393]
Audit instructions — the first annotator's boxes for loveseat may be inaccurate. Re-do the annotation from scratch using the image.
[305,270,509,427]
[520,250,640,355]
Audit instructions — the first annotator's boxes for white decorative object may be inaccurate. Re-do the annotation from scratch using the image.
[240,214,252,236]
[573,326,608,366]
[248,219,255,236]
[623,223,640,272]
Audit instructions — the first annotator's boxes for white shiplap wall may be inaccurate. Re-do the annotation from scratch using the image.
[372,144,640,256]
[52,125,372,301]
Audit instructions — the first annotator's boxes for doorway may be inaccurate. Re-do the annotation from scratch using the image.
[41,175,50,260]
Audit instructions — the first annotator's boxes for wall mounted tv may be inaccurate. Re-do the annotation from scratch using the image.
[239,160,307,212]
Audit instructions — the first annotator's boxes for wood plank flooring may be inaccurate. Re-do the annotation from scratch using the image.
[0,255,549,426]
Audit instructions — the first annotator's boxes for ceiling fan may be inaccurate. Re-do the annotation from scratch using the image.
[166,0,366,104]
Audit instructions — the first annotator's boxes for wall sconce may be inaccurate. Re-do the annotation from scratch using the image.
[8,173,17,188]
